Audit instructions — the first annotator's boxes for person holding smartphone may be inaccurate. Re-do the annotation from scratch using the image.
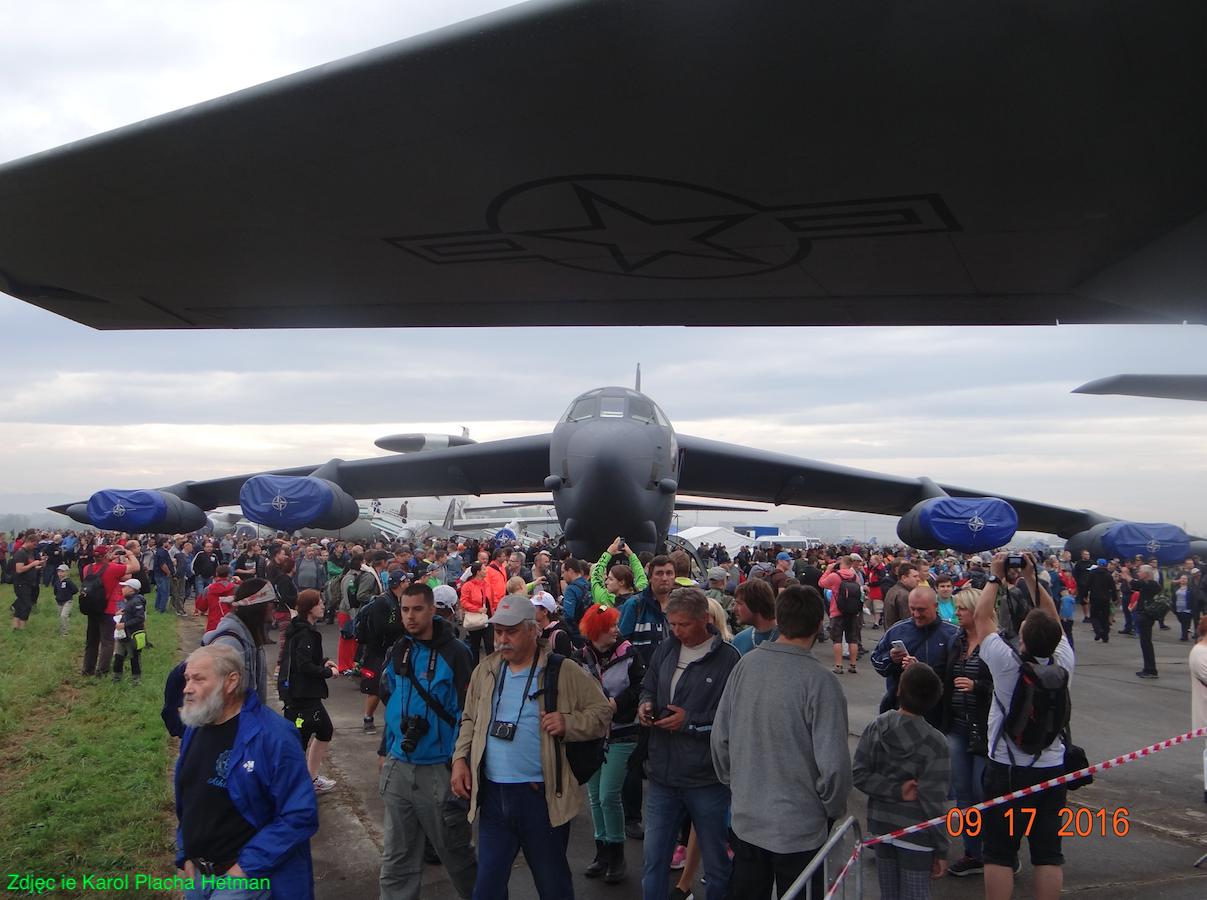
[869,580,959,727]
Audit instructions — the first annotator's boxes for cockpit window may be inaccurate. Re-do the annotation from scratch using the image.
[567,398,596,422]
[600,397,625,418]
[629,398,655,423]
[654,405,669,427]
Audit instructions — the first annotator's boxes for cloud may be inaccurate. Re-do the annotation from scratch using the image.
[1,1,1206,540]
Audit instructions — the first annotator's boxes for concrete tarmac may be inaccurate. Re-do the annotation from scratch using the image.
[246,615,1207,899]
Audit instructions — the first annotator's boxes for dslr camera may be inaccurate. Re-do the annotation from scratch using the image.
[400,714,430,754]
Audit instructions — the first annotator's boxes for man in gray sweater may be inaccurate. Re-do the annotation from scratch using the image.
[712,584,852,898]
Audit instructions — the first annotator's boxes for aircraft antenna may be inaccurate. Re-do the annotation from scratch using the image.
[635,363,641,392]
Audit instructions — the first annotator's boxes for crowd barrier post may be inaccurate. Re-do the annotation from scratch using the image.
[780,815,863,900]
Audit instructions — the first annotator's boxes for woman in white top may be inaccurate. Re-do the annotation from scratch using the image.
[1190,616,1207,805]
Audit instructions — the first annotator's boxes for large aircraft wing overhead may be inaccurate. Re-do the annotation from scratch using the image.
[674,434,1110,538]
[0,0,1203,329]
[1073,374,1207,402]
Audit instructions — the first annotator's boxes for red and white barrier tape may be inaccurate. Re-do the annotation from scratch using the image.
[821,726,1207,900]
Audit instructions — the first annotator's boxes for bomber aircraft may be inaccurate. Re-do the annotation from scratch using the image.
[53,377,1204,564]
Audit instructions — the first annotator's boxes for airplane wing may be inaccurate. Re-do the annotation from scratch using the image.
[50,433,552,513]
[1,0,1203,330]
[674,433,1111,538]
[1073,374,1207,402]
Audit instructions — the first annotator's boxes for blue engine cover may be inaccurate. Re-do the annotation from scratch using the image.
[1098,522,1190,564]
[897,497,1018,553]
[85,489,206,532]
[239,475,359,531]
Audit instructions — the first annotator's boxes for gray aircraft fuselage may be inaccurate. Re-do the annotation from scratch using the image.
[545,386,678,559]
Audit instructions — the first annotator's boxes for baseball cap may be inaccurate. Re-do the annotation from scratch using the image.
[707,566,727,583]
[532,591,558,613]
[432,585,458,609]
[387,569,409,587]
[120,579,140,590]
[57,564,69,571]
[776,552,792,562]
[372,550,391,563]
[850,553,862,561]
[1096,558,1108,566]
[489,595,536,626]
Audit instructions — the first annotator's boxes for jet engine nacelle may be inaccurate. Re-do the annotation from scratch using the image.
[1065,522,1190,565]
[896,497,1018,553]
[82,489,208,533]
[374,433,478,453]
[238,475,360,532]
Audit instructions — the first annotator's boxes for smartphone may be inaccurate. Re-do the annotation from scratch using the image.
[655,707,673,721]
[618,537,626,551]
[891,640,908,654]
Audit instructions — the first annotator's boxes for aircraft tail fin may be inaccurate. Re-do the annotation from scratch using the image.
[442,498,457,530]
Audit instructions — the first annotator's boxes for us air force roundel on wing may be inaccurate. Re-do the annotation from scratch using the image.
[386,175,961,280]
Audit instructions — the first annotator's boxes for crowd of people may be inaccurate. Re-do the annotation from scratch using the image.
[5,526,1207,900]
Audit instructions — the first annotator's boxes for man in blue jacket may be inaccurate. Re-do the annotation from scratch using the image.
[378,581,477,900]
[637,587,741,900]
[175,642,318,899]
[870,585,959,726]
[618,555,676,663]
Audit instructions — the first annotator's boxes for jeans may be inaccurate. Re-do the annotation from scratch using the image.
[194,576,213,599]
[587,739,636,843]
[642,780,732,900]
[474,780,573,900]
[945,722,987,859]
[82,612,115,676]
[1138,615,1157,674]
[155,573,171,613]
[184,879,272,900]
[379,758,477,900]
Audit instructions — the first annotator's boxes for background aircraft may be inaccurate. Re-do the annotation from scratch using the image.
[0,0,1202,330]
[1074,374,1207,403]
[53,379,1205,563]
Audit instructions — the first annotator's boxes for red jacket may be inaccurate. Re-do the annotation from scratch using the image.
[195,578,238,632]
[460,578,493,615]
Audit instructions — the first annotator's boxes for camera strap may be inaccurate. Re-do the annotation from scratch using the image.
[400,640,457,728]
[488,653,540,731]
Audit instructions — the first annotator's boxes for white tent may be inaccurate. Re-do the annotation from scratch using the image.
[673,526,753,555]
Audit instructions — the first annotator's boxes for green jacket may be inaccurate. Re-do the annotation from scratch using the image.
[591,551,649,606]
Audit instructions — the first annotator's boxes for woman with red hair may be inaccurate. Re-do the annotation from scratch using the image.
[573,603,647,885]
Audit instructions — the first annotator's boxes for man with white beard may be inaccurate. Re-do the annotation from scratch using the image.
[174,643,319,899]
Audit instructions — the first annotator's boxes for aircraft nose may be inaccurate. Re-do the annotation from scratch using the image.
[564,421,653,488]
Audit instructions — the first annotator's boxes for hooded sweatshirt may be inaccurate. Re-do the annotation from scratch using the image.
[205,611,268,702]
[852,710,950,855]
[195,577,237,632]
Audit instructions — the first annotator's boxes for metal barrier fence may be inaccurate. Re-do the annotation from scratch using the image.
[780,816,863,900]
[783,726,1207,900]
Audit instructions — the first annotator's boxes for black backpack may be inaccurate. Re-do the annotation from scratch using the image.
[836,579,863,616]
[542,653,606,795]
[996,648,1072,758]
[79,563,112,615]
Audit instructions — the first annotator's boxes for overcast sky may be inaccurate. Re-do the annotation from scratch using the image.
[1,0,1205,538]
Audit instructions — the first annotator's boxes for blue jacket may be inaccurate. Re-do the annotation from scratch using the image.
[639,625,740,788]
[618,587,669,663]
[870,617,959,727]
[175,690,318,898]
[378,617,473,765]
[561,577,591,629]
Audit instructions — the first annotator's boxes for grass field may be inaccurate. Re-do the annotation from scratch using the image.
[0,580,184,898]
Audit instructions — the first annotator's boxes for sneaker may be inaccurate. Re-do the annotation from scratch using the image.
[1135,671,1159,679]
[312,775,337,793]
[847,664,857,673]
[670,845,687,870]
[1082,616,1090,623]
[833,665,844,674]
[1158,623,1171,630]
[131,676,141,686]
[625,820,645,840]
[363,716,376,734]
[948,856,984,877]
[871,622,880,629]
[669,888,694,900]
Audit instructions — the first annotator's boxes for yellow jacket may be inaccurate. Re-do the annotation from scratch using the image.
[453,640,611,827]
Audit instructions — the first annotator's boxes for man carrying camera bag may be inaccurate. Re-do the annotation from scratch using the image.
[377,581,477,900]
